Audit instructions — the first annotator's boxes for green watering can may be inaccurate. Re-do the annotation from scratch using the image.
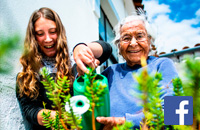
[73,70,110,130]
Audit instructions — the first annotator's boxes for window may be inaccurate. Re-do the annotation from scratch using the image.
[99,7,118,69]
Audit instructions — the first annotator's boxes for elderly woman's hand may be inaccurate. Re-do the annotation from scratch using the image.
[96,117,125,130]
[73,43,100,75]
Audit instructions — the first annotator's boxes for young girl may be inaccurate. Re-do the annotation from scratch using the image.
[16,7,111,129]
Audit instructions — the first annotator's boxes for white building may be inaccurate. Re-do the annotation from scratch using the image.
[0,0,137,129]
[159,45,200,80]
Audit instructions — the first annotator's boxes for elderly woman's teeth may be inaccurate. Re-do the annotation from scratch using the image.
[129,50,140,53]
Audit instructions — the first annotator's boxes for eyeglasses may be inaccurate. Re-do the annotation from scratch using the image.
[120,33,148,44]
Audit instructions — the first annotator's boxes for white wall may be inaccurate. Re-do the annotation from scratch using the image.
[101,0,136,28]
[0,0,99,49]
[0,0,131,129]
[0,0,99,129]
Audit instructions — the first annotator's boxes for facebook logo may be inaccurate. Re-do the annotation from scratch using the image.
[164,96,193,125]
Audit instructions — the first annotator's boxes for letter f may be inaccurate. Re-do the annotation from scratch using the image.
[176,100,189,125]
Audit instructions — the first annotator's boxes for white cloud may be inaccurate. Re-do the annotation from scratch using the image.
[195,8,200,17]
[143,0,200,53]
[143,0,171,21]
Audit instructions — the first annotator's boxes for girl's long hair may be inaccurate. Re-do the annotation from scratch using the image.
[17,7,73,99]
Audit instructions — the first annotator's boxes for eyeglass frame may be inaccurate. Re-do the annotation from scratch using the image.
[119,31,150,44]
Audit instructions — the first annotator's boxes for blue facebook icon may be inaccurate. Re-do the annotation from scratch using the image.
[164,96,193,125]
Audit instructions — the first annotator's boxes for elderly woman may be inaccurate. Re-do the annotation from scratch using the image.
[95,15,179,129]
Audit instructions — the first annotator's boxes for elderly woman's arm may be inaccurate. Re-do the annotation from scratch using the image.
[157,58,179,99]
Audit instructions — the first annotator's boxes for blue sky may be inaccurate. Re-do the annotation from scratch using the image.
[142,0,200,53]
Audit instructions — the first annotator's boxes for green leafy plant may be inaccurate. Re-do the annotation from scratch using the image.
[40,67,82,130]
[133,61,164,130]
[112,121,133,130]
[83,67,108,130]
[40,58,200,130]
[0,34,20,73]
[172,77,184,96]
[173,58,200,130]
[132,58,200,130]
[184,58,200,124]
[40,67,109,130]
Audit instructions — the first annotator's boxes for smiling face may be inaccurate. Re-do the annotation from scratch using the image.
[35,17,57,57]
[119,20,151,67]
